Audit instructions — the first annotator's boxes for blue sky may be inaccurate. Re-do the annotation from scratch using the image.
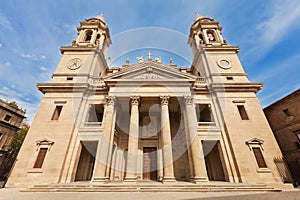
[0,0,299,123]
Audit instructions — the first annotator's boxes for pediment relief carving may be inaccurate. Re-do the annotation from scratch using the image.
[132,72,164,79]
[105,64,196,81]
[125,67,172,80]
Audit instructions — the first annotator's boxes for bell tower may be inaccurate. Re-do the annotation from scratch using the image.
[188,13,254,86]
[73,13,111,54]
[50,14,111,84]
[188,13,227,53]
[188,14,285,185]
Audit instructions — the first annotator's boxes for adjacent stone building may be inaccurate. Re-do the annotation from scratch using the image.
[264,89,300,186]
[7,14,292,189]
[0,100,26,183]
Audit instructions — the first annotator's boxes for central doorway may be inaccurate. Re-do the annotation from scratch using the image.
[143,147,157,180]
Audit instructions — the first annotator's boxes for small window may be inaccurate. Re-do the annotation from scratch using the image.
[4,115,12,122]
[283,109,292,118]
[33,148,48,168]
[87,104,104,122]
[67,77,73,81]
[199,34,204,44]
[51,105,63,120]
[294,130,300,142]
[207,31,216,41]
[196,104,213,122]
[85,30,93,42]
[95,34,101,45]
[252,147,267,168]
[226,77,233,80]
[237,105,249,120]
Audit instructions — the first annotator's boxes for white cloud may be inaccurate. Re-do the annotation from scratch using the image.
[256,2,300,43]
[0,43,2,47]
[245,1,300,61]
[20,53,47,61]
[40,72,51,78]
[20,53,34,59]
[40,66,47,71]
[0,61,11,68]
[0,12,13,31]
[0,86,23,98]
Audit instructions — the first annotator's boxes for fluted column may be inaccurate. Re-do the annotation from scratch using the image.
[184,96,208,183]
[125,96,140,181]
[160,96,176,183]
[92,96,116,181]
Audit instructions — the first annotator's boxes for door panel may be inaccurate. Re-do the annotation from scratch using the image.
[143,147,157,180]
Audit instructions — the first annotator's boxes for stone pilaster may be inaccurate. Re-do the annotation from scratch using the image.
[92,96,116,182]
[125,96,140,181]
[160,96,176,183]
[184,96,208,183]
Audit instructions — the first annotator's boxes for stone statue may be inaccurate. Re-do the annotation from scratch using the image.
[136,56,144,63]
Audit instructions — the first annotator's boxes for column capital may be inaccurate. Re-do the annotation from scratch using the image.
[184,96,193,105]
[160,96,170,105]
[130,96,140,106]
[106,96,116,106]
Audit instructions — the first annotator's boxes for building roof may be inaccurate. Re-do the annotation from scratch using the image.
[0,99,26,118]
[264,88,300,111]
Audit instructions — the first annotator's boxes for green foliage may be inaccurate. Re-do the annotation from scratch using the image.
[7,123,30,158]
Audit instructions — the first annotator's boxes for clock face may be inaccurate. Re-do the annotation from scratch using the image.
[67,58,82,70]
[217,58,232,69]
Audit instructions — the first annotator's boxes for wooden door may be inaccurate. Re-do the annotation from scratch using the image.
[143,147,157,180]
[75,142,97,181]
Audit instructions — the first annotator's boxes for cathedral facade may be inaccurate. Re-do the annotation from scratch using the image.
[7,14,290,189]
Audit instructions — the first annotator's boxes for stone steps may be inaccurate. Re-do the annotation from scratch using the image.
[22,183,282,192]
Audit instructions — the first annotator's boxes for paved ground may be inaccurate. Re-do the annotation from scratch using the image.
[0,188,300,200]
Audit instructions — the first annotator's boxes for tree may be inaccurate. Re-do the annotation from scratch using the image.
[8,123,30,158]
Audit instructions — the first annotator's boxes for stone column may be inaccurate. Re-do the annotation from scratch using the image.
[160,96,176,183]
[92,96,116,182]
[125,96,140,181]
[184,96,208,183]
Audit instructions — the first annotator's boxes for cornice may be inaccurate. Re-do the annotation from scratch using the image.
[60,46,97,53]
[203,46,240,53]
[0,120,20,131]
[211,82,263,93]
[37,82,108,94]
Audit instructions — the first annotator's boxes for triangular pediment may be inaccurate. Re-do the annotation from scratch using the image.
[245,138,264,145]
[104,61,196,81]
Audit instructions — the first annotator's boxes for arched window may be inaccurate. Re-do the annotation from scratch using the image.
[199,34,204,44]
[96,34,101,40]
[95,34,101,45]
[84,30,93,42]
[207,30,216,42]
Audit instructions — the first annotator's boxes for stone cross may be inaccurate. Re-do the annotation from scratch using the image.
[146,52,153,60]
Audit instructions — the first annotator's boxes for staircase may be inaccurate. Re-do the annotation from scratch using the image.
[22,181,282,192]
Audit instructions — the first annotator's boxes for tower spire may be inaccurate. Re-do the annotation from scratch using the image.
[194,11,203,22]
[95,12,106,23]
